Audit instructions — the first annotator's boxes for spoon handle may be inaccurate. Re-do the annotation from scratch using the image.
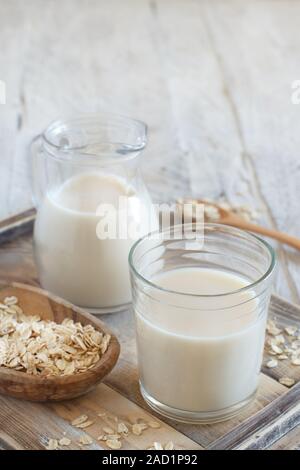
[224,217,300,251]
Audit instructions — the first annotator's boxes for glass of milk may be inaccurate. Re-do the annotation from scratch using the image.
[30,113,158,313]
[129,223,276,423]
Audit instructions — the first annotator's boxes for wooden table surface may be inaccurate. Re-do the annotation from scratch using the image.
[1,0,300,305]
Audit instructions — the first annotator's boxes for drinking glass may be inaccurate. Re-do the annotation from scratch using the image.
[129,223,276,423]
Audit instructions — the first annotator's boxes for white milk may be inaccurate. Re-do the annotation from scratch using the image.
[135,268,266,413]
[34,172,156,309]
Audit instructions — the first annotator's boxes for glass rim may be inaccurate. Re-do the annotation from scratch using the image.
[128,222,277,298]
[39,112,147,164]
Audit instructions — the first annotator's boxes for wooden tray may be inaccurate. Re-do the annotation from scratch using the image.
[0,209,299,450]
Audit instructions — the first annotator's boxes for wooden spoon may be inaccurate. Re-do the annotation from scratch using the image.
[0,282,120,402]
[179,200,300,251]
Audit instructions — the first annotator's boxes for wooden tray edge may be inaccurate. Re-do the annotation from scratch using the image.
[0,208,36,245]
[208,382,300,450]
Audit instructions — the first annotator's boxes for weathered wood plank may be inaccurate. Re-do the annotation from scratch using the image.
[50,383,202,450]
[270,294,300,324]
[209,382,300,450]
[0,380,202,450]
[0,1,30,220]
[0,393,101,450]
[236,401,300,450]
[262,300,300,384]
[0,208,35,245]
[268,424,300,450]
[0,235,38,286]
[201,0,300,303]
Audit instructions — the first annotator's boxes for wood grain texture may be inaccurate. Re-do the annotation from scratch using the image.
[0,0,300,302]
[268,424,300,450]
[236,401,300,450]
[0,381,202,450]
[210,383,300,450]
[0,393,102,450]
[0,282,120,401]
[0,208,35,245]
[50,383,203,450]
[0,212,299,449]
[262,299,300,385]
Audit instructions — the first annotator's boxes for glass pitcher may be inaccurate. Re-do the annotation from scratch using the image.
[30,113,158,313]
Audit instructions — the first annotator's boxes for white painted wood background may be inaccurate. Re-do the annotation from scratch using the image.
[0,0,300,303]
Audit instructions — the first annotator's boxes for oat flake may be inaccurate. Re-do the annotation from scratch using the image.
[165,441,175,450]
[132,423,147,436]
[117,422,129,434]
[78,435,93,446]
[279,377,295,387]
[106,439,122,450]
[266,359,278,368]
[59,437,71,446]
[148,421,161,429]
[45,438,59,450]
[75,420,94,429]
[71,414,88,426]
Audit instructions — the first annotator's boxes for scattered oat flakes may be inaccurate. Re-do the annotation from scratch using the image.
[46,438,59,450]
[132,423,148,436]
[270,344,283,355]
[59,437,71,446]
[148,421,161,429]
[71,414,88,426]
[278,354,289,360]
[149,441,177,450]
[266,359,278,368]
[274,334,285,345]
[117,422,129,434]
[165,441,174,450]
[75,420,94,429]
[265,318,300,370]
[78,435,93,446]
[279,377,295,387]
[177,198,260,224]
[106,439,122,450]
[266,320,282,336]
[284,326,298,336]
[291,357,300,366]
[4,296,18,306]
